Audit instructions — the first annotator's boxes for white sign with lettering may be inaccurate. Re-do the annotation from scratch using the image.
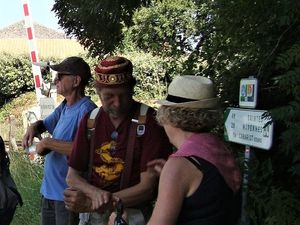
[40,97,55,119]
[224,107,273,150]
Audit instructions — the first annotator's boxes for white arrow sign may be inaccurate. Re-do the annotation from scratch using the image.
[224,108,274,150]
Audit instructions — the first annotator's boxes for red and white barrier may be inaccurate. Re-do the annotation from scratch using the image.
[22,0,43,101]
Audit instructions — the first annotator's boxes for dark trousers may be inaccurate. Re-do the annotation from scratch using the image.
[0,208,16,225]
[41,197,78,225]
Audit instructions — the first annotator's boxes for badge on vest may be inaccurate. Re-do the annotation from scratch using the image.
[137,124,145,136]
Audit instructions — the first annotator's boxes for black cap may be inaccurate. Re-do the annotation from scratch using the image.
[50,56,91,85]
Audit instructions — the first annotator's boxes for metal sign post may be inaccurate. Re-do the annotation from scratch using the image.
[224,76,274,225]
[241,145,251,225]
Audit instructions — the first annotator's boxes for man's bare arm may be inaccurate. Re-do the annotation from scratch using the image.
[66,167,111,210]
[36,137,73,156]
[22,120,46,149]
[114,170,158,207]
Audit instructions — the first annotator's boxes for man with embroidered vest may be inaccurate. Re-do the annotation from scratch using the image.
[22,56,97,225]
[64,56,172,225]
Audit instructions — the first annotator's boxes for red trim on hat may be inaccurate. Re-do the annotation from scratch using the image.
[95,56,133,86]
[96,57,132,74]
[95,72,132,85]
[95,81,133,89]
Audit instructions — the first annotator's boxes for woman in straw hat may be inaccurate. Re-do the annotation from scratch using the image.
[109,75,241,225]
[146,75,241,225]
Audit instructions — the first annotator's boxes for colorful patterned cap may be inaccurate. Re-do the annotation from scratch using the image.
[95,56,134,87]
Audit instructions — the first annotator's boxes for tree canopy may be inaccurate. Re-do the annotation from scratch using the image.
[52,0,150,56]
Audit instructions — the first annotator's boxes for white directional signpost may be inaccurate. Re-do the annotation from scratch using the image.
[224,76,274,225]
[224,108,273,150]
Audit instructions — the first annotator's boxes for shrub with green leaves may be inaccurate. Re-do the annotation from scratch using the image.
[123,51,168,101]
[0,53,34,104]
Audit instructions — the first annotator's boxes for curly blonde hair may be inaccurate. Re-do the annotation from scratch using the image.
[156,105,221,133]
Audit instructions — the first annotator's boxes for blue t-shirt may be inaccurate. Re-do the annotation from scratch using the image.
[41,96,97,201]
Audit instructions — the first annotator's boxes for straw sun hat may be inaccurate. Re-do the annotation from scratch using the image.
[157,75,219,108]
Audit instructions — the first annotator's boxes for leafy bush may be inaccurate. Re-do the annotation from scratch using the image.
[0,53,34,105]
[123,51,168,101]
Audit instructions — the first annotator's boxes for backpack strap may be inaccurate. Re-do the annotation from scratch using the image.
[120,103,149,189]
[136,103,148,136]
[87,108,100,130]
[138,103,148,124]
[87,107,100,181]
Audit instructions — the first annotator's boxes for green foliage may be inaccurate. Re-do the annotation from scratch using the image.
[0,53,34,104]
[0,53,60,106]
[0,92,37,140]
[122,0,211,76]
[52,0,150,56]
[123,51,168,100]
[275,43,300,71]
[247,158,300,225]
[201,0,300,224]
[128,0,199,56]
[267,40,300,217]
[9,151,43,225]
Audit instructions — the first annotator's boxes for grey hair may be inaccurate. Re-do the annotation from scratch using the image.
[156,105,221,133]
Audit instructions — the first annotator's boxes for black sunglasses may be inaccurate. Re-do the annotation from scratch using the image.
[55,73,74,82]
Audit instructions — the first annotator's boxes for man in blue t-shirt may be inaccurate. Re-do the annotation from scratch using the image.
[22,57,97,225]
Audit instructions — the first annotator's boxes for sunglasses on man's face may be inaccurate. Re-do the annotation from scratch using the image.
[55,73,73,82]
